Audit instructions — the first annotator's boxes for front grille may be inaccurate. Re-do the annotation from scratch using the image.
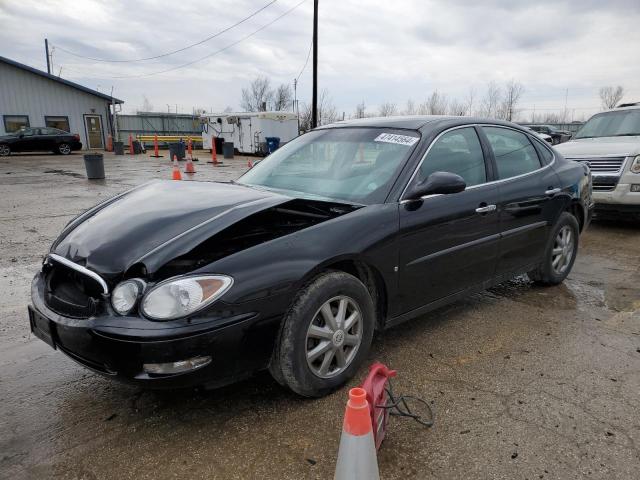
[44,262,104,318]
[592,176,620,192]
[568,156,626,174]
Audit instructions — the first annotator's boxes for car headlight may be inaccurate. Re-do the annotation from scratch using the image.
[630,155,640,174]
[111,279,145,315]
[140,275,233,321]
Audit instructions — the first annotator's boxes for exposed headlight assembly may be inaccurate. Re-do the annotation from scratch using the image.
[111,279,145,315]
[630,155,640,174]
[141,275,233,321]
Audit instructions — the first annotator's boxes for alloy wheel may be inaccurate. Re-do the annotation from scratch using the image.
[551,225,574,274]
[59,144,71,154]
[305,295,363,379]
[0,145,9,156]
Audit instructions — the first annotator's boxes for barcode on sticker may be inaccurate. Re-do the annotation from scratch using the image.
[374,133,419,146]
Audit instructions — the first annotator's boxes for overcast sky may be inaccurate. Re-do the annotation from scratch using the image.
[1,0,639,120]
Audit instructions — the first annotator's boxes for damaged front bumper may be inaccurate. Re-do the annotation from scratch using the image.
[28,273,281,389]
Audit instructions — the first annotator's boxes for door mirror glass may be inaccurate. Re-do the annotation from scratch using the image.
[405,171,466,200]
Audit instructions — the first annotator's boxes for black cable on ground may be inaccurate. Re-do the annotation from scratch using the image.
[377,378,435,428]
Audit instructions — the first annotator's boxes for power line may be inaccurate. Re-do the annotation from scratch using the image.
[109,0,308,79]
[53,0,279,63]
[296,37,313,82]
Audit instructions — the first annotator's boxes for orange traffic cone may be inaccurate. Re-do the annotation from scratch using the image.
[185,155,196,174]
[208,137,218,165]
[334,387,380,480]
[247,158,253,169]
[171,155,182,180]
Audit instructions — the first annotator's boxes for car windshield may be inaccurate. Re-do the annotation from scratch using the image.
[237,128,420,204]
[575,109,640,138]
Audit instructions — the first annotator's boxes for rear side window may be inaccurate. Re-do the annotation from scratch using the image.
[417,127,487,187]
[482,127,541,180]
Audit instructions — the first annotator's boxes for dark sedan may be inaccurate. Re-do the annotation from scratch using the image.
[0,127,82,156]
[28,116,593,397]
[525,124,572,145]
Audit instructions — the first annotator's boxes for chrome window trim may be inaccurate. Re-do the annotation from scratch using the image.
[46,253,109,295]
[400,123,556,202]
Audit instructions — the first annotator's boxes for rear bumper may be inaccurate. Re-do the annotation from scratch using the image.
[71,141,82,151]
[29,273,281,389]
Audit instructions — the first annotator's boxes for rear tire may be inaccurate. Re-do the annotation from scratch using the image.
[58,143,71,155]
[0,144,10,156]
[269,271,375,397]
[528,212,579,285]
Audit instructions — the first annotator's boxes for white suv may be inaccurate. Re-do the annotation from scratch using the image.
[555,106,640,218]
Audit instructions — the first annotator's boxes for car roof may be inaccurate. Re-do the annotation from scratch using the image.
[320,115,523,132]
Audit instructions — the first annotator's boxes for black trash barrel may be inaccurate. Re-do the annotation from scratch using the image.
[83,154,105,179]
[168,142,185,161]
[113,141,124,155]
[223,142,234,159]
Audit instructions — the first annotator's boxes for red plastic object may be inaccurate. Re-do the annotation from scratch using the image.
[360,362,397,450]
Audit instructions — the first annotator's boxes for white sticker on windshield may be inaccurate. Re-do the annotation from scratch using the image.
[374,133,419,146]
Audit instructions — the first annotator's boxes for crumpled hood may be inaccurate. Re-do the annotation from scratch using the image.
[53,180,290,280]
[555,136,640,158]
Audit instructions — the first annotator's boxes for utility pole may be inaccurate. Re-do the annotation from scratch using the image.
[311,0,318,129]
[45,38,51,74]
[293,78,300,133]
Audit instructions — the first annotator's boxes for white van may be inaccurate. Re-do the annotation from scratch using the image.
[555,106,640,217]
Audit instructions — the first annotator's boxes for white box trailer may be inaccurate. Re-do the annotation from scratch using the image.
[201,112,299,155]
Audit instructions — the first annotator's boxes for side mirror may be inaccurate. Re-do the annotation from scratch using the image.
[404,171,466,201]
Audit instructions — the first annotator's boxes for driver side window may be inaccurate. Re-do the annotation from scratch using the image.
[416,127,487,187]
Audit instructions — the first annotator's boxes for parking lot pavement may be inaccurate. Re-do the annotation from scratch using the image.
[1,152,639,480]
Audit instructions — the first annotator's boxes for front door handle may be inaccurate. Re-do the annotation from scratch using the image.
[475,204,497,214]
[545,187,562,195]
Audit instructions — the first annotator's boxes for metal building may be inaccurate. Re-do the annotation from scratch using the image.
[0,55,123,149]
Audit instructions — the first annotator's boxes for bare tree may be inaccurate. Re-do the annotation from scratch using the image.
[241,76,273,112]
[378,102,398,117]
[300,90,338,131]
[479,81,502,118]
[599,86,625,110]
[500,80,525,121]
[465,87,475,116]
[355,101,366,119]
[223,106,234,113]
[424,90,448,115]
[272,84,293,111]
[404,99,417,115]
[447,99,467,116]
[141,95,153,112]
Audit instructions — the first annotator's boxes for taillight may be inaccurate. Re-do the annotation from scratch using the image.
[73,134,80,141]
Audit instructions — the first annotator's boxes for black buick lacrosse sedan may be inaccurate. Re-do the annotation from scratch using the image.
[29,116,593,397]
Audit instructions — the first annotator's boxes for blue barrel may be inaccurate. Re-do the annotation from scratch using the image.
[265,137,281,154]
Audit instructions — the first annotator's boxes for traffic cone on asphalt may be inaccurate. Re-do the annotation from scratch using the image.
[247,158,253,168]
[171,155,182,180]
[208,137,219,165]
[185,155,196,174]
[334,387,380,480]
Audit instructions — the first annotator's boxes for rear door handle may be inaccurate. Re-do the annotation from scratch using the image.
[475,204,497,214]
[545,187,562,195]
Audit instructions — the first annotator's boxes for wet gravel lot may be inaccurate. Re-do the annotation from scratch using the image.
[1,152,639,480]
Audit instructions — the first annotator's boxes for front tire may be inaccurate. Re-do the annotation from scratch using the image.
[270,271,375,397]
[528,212,579,285]
[57,143,71,155]
[0,144,10,156]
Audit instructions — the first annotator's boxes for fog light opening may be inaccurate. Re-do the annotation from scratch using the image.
[143,355,212,375]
